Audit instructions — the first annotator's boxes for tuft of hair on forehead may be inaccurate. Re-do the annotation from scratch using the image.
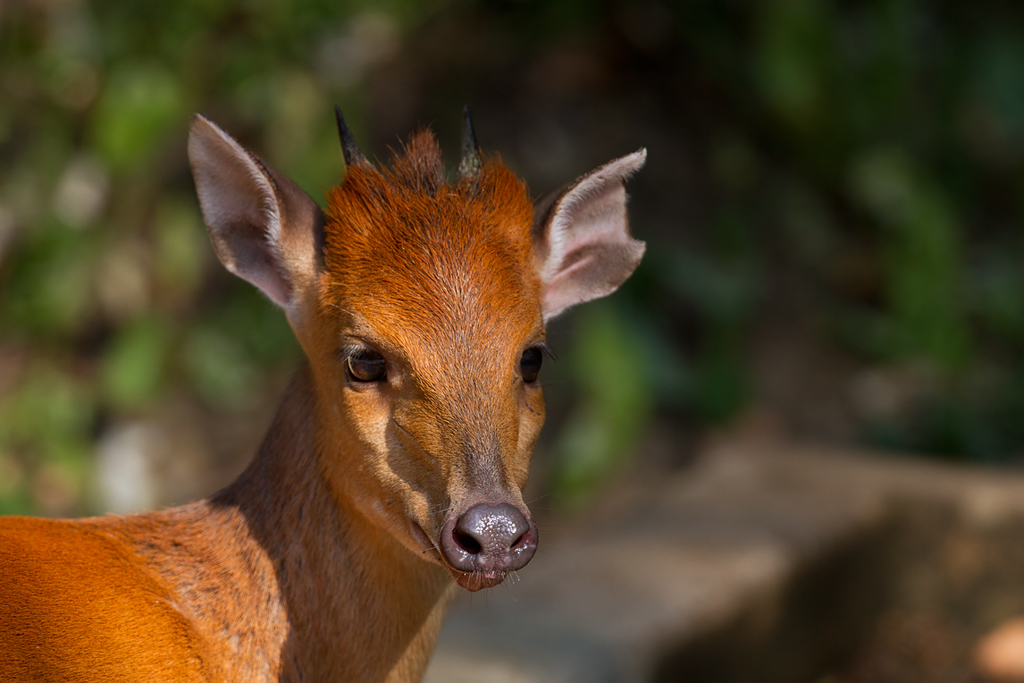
[318,128,541,346]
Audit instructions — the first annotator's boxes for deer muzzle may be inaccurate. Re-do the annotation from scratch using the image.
[439,502,538,591]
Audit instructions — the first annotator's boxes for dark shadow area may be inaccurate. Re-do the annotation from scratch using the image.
[653,499,1024,683]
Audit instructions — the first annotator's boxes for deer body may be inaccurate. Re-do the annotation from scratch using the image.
[0,110,646,682]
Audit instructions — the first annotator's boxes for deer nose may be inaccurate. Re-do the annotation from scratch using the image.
[441,503,538,576]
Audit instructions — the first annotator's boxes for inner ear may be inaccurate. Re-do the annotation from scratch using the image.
[533,149,647,320]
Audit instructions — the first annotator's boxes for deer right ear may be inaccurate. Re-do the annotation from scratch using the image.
[532,149,647,321]
[188,114,324,315]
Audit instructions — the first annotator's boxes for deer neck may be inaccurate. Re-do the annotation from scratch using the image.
[158,364,455,681]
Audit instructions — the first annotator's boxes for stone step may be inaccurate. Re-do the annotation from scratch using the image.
[424,439,1024,682]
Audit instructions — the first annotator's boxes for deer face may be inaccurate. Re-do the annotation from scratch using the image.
[308,138,546,589]
[188,111,645,590]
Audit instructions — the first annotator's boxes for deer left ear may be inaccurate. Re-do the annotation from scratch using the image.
[188,114,324,319]
[532,149,647,321]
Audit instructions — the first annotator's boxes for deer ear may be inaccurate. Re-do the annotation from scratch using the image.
[532,149,646,321]
[188,114,324,314]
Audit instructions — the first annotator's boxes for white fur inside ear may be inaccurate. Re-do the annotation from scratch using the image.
[537,149,647,320]
[540,149,645,283]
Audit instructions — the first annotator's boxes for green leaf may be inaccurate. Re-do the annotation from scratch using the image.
[101,317,173,410]
[92,64,184,170]
[181,324,259,409]
[154,198,207,299]
[551,303,655,506]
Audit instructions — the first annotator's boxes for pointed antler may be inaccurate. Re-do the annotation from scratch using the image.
[458,105,481,179]
[334,105,371,169]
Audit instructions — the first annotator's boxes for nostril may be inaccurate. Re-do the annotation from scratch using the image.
[510,531,526,549]
[453,529,482,555]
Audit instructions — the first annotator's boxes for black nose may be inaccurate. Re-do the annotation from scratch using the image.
[440,503,538,575]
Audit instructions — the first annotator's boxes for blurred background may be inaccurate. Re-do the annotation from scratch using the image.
[3,0,1024,680]
[5,0,1024,517]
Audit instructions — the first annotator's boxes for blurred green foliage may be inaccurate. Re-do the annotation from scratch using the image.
[1,0,1024,515]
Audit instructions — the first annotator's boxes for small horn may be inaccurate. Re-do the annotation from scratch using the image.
[334,105,370,168]
[459,105,481,179]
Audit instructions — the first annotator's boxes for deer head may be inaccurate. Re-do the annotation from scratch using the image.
[188,109,645,591]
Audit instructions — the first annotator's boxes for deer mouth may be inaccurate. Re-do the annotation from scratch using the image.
[411,520,509,590]
[453,569,506,591]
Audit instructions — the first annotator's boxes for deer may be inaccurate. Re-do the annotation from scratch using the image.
[0,107,646,682]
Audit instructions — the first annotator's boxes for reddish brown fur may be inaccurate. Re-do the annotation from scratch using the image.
[0,518,217,681]
[305,132,547,581]
[322,131,539,368]
[0,131,549,682]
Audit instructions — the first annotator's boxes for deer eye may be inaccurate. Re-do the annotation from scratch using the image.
[520,347,543,383]
[347,348,387,383]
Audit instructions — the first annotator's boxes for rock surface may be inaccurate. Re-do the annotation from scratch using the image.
[424,438,1024,682]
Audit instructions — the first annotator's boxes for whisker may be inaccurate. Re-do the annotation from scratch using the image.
[525,493,551,506]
